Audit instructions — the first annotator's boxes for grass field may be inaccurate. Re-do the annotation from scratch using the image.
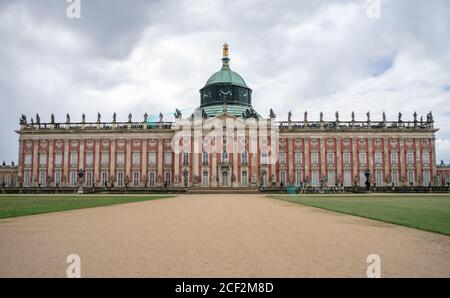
[0,195,173,219]
[269,194,450,236]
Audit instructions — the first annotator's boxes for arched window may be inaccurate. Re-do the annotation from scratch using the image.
[242,171,248,187]
[202,171,209,187]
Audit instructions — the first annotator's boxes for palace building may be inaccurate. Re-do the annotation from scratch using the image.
[8,44,450,191]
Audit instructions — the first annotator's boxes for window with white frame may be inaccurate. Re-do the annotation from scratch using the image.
[222,150,229,163]
[295,152,302,165]
[375,151,382,165]
[261,152,268,165]
[117,152,124,165]
[360,170,366,187]
[445,173,450,184]
[39,154,47,166]
[86,152,94,166]
[165,152,172,165]
[148,152,156,165]
[343,152,351,165]
[241,151,248,165]
[24,170,31,186]
[55,153,62,166]
[295,170,302,187]
[241,171,248,187]
[391,152,398,165]
[70,152,78,166]
[376,170,382,186]
[408,170,414,185]
[422,151,430,164]
[279,153,286,165]
[311,152,319,165]
[24,154,32,166]
[54,171,61,186]
[101,152,109,165]
[165,172,171,186]
[148,171,155,187]
[70,170,78,186]
[359,152,367,164]
[117,171,124,187]
[85,171,93,187]
[132,152,141,165]
[39,170,46,186]
[391,170,398,186]
[344,170,352,187]
[311,170,319,187]
[327,153,334,165]
[407,151,414,164]
[423,170,430,186]
[133,171,140,187]
[280,170,286,185]
[202,171,209,187]
[101,171,108,186]
[183,153,189,166]
[203,151,209,165]
[328,171,335,187]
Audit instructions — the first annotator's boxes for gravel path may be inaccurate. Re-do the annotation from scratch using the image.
[0,194,449,277]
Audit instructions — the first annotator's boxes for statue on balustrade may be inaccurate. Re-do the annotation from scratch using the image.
[97,112,101,123]
[174,109,182,119]
[36,113,40,124]
[66,113,70,124]
[20,114,27,125]
[128,113,132,123]
[51,114,55,124]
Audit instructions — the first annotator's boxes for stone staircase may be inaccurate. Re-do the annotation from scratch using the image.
[186,187,260,194]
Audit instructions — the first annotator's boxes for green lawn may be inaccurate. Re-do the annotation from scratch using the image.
[0,195,174,219]
[269,194,450,236]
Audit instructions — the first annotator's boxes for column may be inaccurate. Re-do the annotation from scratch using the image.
[304,137,310,182]
[157,139,163,186]
[336,137,342,183]
[63,139,69,186]
[320,138,326,179]
[368,137,374,183]
[142,139,147,184]
[431,137,437,185]
[109,139,116,183]
[352,138,358,184]
[94,140,100,184]
[399,138,406,186]
[126,140,132,182]
[48,140,54,186]
[288,137,294,184]
[384,137,390,185]
[32,140,39,186]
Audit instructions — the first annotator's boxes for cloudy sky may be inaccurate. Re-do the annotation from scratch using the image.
[0,0,449,163]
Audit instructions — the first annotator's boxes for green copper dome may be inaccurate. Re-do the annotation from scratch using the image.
[205,67,248,88]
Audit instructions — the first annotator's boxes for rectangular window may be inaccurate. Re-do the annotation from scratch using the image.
[101,152,109,165]
[260,152,268,165]
[149,171,155,187]
[327,153,334,165]
[101,171,108,187]
[312,170,319,187]
[165,172,171,187]
[85,171,93,187]
[279,153,286,165]
[360,170,366,187]
[376,171,382,186]
[359,152,367,165]
[408,170,414,185]
[375,152,382,165]
[311,152,319,165]
[86,152,94,166]
[295,152,302,165]
[133,171,140,187]
[24,170,31,187]
[391,170,398,186]
[39,170,47,186]
[117,152,124,165]
[328,171,335,187]
[148,152,156,165]
[422,151,430,164]
[344,171,352,187]
[70,170,78,187]
[133,152,141,165]
[391,152,398,165]
[423,170,430,186]
[55,153,63,166]
[165,152,172,165]
[70,152,78,166]
[39,154,47,166]
[55,171,62,186]
[183,153,189,166]
[24,154,32,166]
[343,153,351,165]
[117,171,124,187]
[295,170,302,187]
[407,152,414,164]
[280,171,286,185]
[241,151,248,165]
